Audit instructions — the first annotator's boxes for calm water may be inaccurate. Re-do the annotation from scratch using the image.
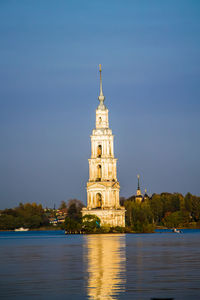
[0,230,200,300]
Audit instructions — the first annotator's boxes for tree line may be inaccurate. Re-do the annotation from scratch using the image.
[0,192,200,232]
[0,203,49,230]
[123,192,200,232]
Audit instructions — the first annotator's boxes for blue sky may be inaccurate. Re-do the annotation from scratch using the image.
[0,0,200,209]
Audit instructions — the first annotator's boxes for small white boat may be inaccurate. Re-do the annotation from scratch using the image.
[172,228,181,233]
[14,227,29,232]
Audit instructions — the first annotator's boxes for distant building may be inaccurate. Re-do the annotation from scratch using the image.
[48,208,67,225]
[135,175,143,202]
[82,65,125,227]
[143,188,149,201]
[135,175,149,202]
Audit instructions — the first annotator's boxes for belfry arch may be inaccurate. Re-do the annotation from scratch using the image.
[97,145,102,158]
[96,193,102,208]
[97,164,101,181]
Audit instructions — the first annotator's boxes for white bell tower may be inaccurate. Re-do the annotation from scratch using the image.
[82,65,125,227]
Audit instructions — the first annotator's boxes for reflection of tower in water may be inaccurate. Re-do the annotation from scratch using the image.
[84,234,126,300]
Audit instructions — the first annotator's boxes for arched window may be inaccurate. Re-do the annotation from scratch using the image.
[99,117,102,124]
[97,145,102,158]
[96,193,102,208]
[97,165,101,181]
[109,142,112,155]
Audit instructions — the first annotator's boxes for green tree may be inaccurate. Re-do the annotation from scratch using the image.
[59,200,67,210]
[0,202,49,230]
[184,193,200,222]
[161,193,180,215]
[124,200,134,227]
[64,199,85,233]
[67,199,84,222]
[65,217,82,234]
[184,193,192,212]
[0,215,16,230]
[150,194,163,224]
[82,214,101,233]
[124,200,154,233]
[191,196,200,221]
[163,211,190,228]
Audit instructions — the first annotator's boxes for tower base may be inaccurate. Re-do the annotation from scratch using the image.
[82,207,125,227]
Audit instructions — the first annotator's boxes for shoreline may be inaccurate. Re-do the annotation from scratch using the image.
[1,227,200,234]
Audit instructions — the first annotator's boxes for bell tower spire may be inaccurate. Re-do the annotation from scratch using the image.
[98,64,105,108]
[136,174,143,202]
[137,174,140,190]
